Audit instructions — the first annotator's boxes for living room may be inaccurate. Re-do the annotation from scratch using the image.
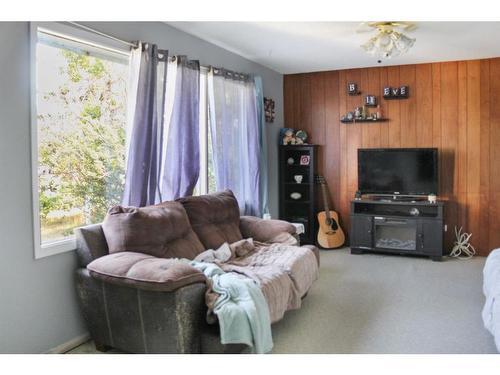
[2,1,500,373]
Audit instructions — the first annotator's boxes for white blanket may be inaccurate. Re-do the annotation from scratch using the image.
[193,242,233,263]
[482,248,500,352]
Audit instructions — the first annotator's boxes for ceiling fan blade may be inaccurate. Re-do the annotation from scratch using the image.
[356,22,375,33]
[396,22,417,32]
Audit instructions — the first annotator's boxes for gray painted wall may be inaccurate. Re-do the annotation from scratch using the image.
[0,21,283,353]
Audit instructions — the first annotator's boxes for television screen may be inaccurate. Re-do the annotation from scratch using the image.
[358,148,438,195]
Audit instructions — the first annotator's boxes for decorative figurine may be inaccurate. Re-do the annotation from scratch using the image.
[295,130,308,144]
[280,128,309,145]
[282,128,295,145]
[294,175,303,183]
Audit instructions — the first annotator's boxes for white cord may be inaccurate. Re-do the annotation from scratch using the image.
[449,226,476,260]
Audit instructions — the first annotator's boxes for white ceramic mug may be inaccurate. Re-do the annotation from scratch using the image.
[294,175,303,184]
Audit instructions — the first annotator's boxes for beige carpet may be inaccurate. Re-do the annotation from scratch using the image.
[68,249,497,354]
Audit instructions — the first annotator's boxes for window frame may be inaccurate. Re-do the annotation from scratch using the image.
[30,22,131,259]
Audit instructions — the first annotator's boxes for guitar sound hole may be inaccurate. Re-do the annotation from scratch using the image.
[326,218,339,231]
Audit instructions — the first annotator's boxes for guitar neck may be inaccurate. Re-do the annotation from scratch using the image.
[320,183,331,219]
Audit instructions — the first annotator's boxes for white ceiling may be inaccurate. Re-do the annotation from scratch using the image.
[167,22,500,74]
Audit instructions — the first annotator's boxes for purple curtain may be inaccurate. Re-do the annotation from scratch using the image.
[160,56,200,200]
[122,44,168,207]
[123,46,201,207]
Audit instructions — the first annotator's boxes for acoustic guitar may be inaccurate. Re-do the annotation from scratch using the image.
[316,175,345,249]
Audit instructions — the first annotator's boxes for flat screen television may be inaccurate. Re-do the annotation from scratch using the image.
[358,148,438,196]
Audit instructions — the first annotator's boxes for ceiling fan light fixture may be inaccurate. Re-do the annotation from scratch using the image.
[359,22,416,59]
[361,37,377,54]
[379,32,393,47]
[396,33,415,53]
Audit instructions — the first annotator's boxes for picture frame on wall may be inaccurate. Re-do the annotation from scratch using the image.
[264,97,275,122]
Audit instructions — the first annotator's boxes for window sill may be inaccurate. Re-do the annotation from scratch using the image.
[35,237,77,259]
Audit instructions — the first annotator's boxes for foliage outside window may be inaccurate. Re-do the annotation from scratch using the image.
[36,33,129,245]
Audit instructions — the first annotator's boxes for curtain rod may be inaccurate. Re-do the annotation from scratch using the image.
[68,22,139,49]
[66,23,247,76]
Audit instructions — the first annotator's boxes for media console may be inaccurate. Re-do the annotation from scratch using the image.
[350,198,445,261]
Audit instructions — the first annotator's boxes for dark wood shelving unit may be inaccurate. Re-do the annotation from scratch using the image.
[279,144,318,245]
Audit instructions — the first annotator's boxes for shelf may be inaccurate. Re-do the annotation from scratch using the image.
[383,96,409,100]
[285,217,309,223]
[280,144,318,148]
[341,118,389,124]
[352,198,445,207]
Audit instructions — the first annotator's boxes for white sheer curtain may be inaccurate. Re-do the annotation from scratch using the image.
[207,68,261,216]
[124,42,142,166]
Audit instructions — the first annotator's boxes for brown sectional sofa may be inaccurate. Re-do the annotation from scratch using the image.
[75,190,319,353]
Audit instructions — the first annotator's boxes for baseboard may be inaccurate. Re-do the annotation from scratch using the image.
[46,332,90,354]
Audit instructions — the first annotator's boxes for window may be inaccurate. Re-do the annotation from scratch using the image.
[32,24,130,258]
[31,24,218,258]
[195,68,217,195]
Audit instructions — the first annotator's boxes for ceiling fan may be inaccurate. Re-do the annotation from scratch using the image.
[357,21,417,59]
[356,21,417,33]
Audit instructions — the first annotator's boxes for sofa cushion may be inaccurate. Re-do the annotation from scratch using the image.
[102,201,205,259]
[87,252,206,292]
[239,216,296,243]
[177,190,243,250]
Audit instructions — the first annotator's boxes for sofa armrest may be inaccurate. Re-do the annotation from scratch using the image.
[75,224,109,267]
[87,252,206,292]
[301,244,320,266]
[239,216,296,243]
[76,267,207,353]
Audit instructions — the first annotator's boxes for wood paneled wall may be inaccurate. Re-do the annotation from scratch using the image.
[283,59,500,255]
